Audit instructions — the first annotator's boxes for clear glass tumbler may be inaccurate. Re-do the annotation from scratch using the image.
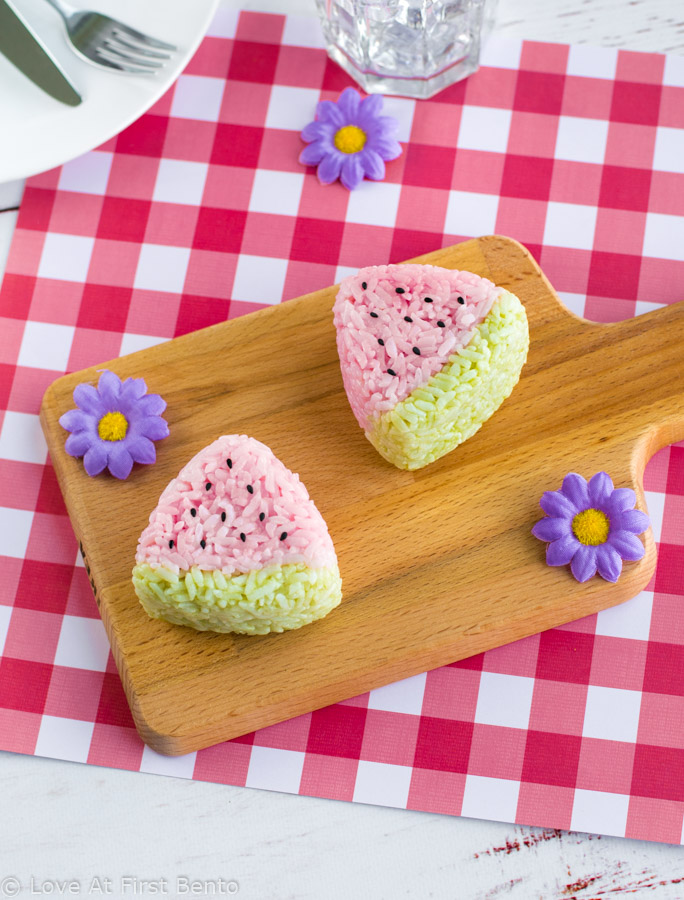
[315,0,497,99]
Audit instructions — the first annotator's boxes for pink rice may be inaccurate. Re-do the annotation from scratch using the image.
[136,435,337,576]
[334,264,501,429]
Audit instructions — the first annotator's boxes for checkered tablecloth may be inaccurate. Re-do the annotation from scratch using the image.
[1,8,684,845]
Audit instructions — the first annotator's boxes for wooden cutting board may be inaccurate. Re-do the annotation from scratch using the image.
[40,236,684,756]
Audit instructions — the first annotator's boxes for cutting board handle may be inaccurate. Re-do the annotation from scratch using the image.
[619,299,684,453]
[478,234,684,457]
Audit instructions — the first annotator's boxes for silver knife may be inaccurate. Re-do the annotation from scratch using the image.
[0,0,81,106]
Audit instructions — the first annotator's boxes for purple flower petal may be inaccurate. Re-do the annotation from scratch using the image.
[340,154,364,190]
[65,432,92,457]
[301,121,329,142]
[588,471,614,507]
[608,487,636,512]
[119,377,147,405]
[137,393,166,417]
[615,508,650,535]
[571,544,598,582]
[316,100,345,128]
[373,115,399,136]
[372,137,403,161]
[73,383,104,417]
[359,147,385,181]
[607,530,645,561]
[140,415,169,441]
[561,473,590,510]
[540,489,577,518]
[532,516,571,542]
[83,443,108,476]
[107,443,133,480]
[337,86,360,119]
[59,409,92,433]
[127,435,156,465]
[97,370,122,408]
[546,534,580,566]
[358,93,384,125]
[317,152,343,184]
[596,543,623,582]
[300,142,328,166]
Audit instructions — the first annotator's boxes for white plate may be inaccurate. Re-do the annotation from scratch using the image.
[0,0,221,183]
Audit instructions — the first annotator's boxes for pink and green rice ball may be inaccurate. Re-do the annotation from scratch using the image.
[132,435,342,635]
[334,264,529,470]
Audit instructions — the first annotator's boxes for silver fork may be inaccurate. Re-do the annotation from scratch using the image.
[44,0,177,74]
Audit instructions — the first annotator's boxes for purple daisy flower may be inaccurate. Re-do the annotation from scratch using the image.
[299,87,402,190]
[59,370,169,480]
[531,472,650,583]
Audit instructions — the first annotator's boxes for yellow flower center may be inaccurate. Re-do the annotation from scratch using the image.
[98,411,128,442]
[572,508,610,546]
[334,125,367,154]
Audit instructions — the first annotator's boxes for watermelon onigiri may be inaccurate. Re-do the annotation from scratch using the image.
[132,435,342,634]
[333,264,529,470]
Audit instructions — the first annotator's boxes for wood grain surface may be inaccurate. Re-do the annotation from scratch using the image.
[39,236,684,755]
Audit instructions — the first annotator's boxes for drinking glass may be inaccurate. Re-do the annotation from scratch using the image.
[315,0,497,99]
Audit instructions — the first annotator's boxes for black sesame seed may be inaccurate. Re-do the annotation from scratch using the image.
[247,484,254,494]
[404,316,412,323]
[240,533,246,542]
[280,532,288,541]
[378,338,384,346]
[387,368,397,376]
[169,540,174,549]
[424,297,433,303]
[457,296,465,304]
[205,482,212,491]
[190,508,197,518]
[370,311,378,318]
[412,347,421,355]
[395,287,405,294]
[221,512,226,522]
[259,512,265,522]
[437,320,445,328]
[226,458,232,468]
[362,281,367,290]
[200,539,206,549]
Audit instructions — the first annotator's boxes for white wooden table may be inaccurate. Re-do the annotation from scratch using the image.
[2,1,684,896]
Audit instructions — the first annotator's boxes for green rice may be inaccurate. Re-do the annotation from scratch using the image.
[367,290,529,470]
[132,562,343,635]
